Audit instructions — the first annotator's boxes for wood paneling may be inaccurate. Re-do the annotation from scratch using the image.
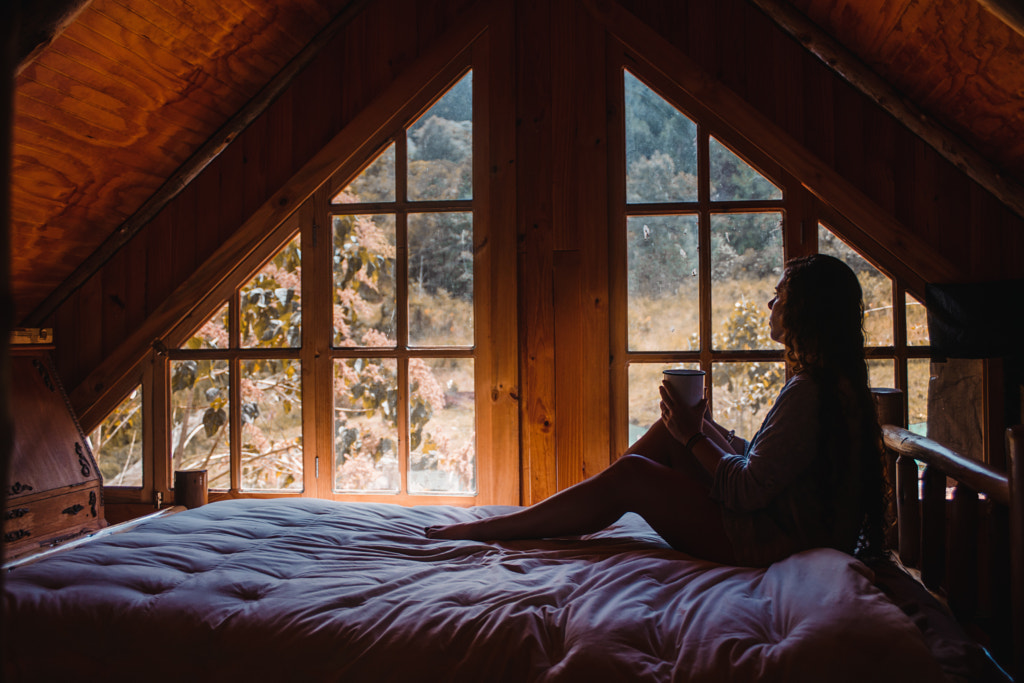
[617,0,1024,284]
[53,0,478,398]
[792,0,1024,186]
[11,0,357,322]
[517,0,557,504]
[16,0,1024,507]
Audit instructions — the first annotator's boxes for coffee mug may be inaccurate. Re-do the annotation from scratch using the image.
[662,369,706,407]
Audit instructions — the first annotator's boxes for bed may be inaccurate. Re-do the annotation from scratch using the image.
[4,425,1022,682]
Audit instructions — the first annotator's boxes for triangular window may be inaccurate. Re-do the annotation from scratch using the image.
[89,386,143,487]
[148,66,496,503]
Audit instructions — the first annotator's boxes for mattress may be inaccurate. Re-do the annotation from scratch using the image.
[3,498,952,682]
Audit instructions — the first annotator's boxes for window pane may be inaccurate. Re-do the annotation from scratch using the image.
[90,386,143,487]
[334,143,395,204]
[334,358,399,493]
[171,359,230,490]
[240,359,302,491]
[333,214,397,348]
[868,358,895,390]
[709,137,781,201]
[408,358,476,494]
[409,212,474,347]
[907,358,931,435]
[627,362,700,445]
[624,70,698,203]
[183,302,229,350]
[711,361,786,437]
[818,226,893,346]
[408,71,472,201]
[240,235,302,349]
[907,293,930,346]
[711,213,783,350]
[627,215,699,351]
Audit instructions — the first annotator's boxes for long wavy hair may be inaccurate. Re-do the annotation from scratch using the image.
[776,254,886,557]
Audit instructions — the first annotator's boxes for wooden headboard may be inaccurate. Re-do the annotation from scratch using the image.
[877,415,1023,681]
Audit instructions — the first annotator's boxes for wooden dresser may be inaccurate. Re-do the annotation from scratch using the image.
[4,348,106,560]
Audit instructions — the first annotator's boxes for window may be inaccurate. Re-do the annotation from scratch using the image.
[330,72,476,495]
[620,69,787,444]
[817,223,932,435]
[98,58,517,506]
[170,234,304,493]
[616,68,932,448]
[89,386,143,487]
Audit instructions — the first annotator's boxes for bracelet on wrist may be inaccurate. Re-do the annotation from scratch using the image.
[684,432,707,452]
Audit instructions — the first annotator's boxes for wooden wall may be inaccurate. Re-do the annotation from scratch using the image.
[43,0,1024,504]
[614,0,1024,279]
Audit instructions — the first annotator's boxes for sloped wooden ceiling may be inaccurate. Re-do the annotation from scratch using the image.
[9,0,1024,328]
[778,0,1024,189]
[11,0,358,324]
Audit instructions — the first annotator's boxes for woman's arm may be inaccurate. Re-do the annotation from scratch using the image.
[702,417,745,454]
[710,374,820,512]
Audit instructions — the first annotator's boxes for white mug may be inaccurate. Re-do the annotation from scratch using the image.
[662,369,705,407]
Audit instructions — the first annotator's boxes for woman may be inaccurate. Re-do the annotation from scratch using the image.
[427,254,885,567]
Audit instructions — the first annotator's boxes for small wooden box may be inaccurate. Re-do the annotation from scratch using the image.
[4,351,106,560]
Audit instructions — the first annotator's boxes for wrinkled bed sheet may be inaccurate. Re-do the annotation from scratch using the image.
[4,498,949,682]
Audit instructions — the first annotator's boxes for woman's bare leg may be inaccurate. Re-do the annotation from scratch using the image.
[426,453,735,563]
[625,420,713,486]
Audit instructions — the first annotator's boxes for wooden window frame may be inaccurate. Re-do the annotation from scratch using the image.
[100,16,519,509]
[608,47,932,458]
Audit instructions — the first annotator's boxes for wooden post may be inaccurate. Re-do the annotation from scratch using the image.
[1008,425,1024,683]
[873,388,904,549]
[948,483,979,620]
[872,387,905,428]
[896,455,921,566]
[920,464,947,590]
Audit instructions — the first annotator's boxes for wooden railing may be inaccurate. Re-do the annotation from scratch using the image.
[875,403,1023,681]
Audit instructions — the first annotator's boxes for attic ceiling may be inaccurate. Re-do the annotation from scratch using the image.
[10,0,1024,326]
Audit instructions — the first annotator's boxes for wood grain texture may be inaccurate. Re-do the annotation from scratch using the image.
[517,0,557,505]
[613,0,1024,282]
[17,0,1024,512]
[52,0,478,394]
[11,0,357,322]
[788,0,1024,188]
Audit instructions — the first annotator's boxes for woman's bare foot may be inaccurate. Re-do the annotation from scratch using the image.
[424,523,475,540]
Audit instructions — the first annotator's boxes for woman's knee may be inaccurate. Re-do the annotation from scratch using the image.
[607,453,665,487]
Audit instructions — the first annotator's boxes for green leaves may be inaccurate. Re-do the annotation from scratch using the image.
[202,406,226,438]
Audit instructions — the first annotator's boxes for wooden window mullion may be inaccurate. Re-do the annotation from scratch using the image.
[696,124,712,372]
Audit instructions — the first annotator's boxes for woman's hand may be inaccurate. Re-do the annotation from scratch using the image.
[659,382,708,445]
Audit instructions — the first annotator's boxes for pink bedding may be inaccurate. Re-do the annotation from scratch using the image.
[4,498,950,682]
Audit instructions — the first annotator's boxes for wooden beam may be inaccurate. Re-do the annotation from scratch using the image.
[14,0,92,76]
[1,0,18,657]
[978,0,1024,39]
[21,0,374,328]
[747,0,1024,221]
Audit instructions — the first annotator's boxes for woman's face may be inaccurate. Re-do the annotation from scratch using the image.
[768,279,785,343]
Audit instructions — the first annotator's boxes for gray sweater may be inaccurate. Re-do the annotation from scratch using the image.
[711,372,866,566]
